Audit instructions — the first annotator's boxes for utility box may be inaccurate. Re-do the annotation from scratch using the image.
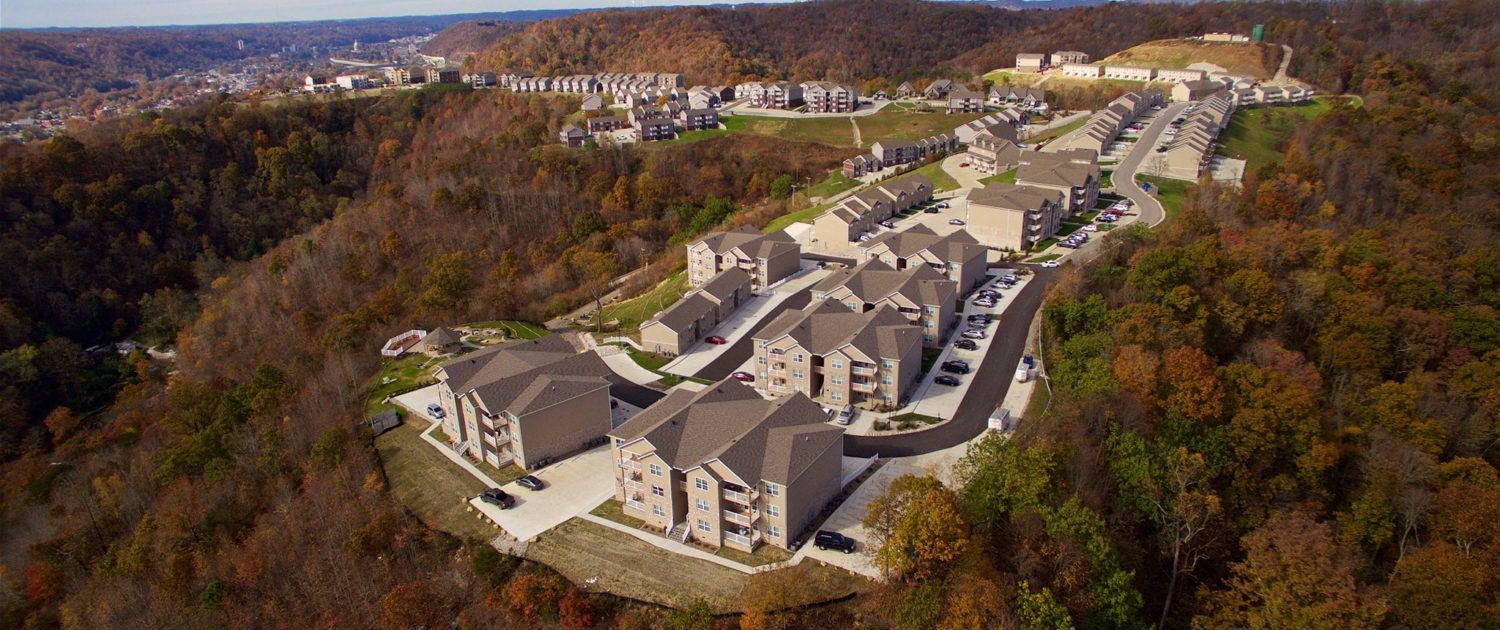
[988,408,1012,432]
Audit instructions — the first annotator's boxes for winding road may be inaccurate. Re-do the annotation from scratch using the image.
[1111,101,1190,228]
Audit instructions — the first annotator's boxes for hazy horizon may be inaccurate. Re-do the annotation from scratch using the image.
[0,0,800,29]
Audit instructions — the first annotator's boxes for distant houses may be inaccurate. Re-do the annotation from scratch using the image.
[812,175,933,251]
[842,133,957,178]
[1016,53,1047,73]
[1157,92,1235,179]
[686,226,801,290]
[953,109,1028,144]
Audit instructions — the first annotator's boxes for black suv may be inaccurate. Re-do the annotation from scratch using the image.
[934,375,961,386]
[480,488,515,509]
[954,339,979,351]
[941,361,970,374]
[814,530,857,554]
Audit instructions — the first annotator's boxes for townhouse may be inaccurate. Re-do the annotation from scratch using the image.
[946,87,985,114]
[966,183,1064,252]
[630,106,677,141]
[802,82,860,113]
[753,82,804,109]
[559,124,588,147]
[1050,50,1090,66]
[434,336,615,470]
[640,269,752,356]
[464,72,497,88]
[1069,90,1161,154]
[923,79,955,99]
[812,176,933,249]
[842,154,877,178]
[1156,68,1208,83]
[581,94,604,112]
[1160,92,1234,179]
[426,67,461,84]
[1102,65,1156,82]
[1016,53,1047,73]
[1015,148,1101,216]
[954,109,1027,144]
[810,259,957,347]
[859,223,989,296]
[988,86,1047,110]
[870,134,958,168]
[498,71,533,89]
[1173,79,1226,102]
[514,76,553,92]
[753,300,923,408]
[680,107,720,131]
[608,379,843,551]
[588,115,629,135]
[686,226,801,289]
[965,132,1022,175]
[1062,63,1104,79]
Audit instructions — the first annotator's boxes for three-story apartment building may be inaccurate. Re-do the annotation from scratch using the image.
[1015,148,1101,216]
[966,183,1064,252]
[608,380,844,551]
[752,301,923,409]
[810,259,957,347]
[859,224,989,296]
[686,226,801,289]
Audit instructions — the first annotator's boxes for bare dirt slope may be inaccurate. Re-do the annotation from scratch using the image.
[1098,39,1281,79]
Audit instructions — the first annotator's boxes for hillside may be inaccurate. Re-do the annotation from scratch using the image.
[1098,38,1281,79]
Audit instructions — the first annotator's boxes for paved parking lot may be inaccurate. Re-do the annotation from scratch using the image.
[393,384,443,423]
[470,445,615,542]
[663,264,830,377]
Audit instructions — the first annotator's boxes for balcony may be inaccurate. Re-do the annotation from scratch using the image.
[619,459,641,472]
[852,380,877,393]
[851,364,877,376]
[722,507,760,527]
[624,499,647,512]
[623,478,645,493]
[723,529,763,548]
[722,487,759,505]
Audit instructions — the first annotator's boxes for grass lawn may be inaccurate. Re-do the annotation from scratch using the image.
[374,422,496,541]
[1023,372,1052,420]
[899,159,961,192]
[890,412,943,426]
[462,319,548,340]
[1030,237,1059,253]
[1028,117,1089,144]
[593,271,690,334]
[982,70,1045,86]
[1026,253,1063,263]
[1217,98,1335,175]
[921,348,943,373]
[590,499,647,529]
[763,202,831,234]
[1138,175,1191,223]
[979,167,1018,185]
[854,108,990,147]
[1055,222,1084,237]
[805,171,859,200]
[1099,170,1114,188]
[715,543,793,568]
[722,114,856,147]
[527,519,871,613]
[1099,39,1281,80]
[624,347,712,387]
[364,354,441,416]
[651,126,734,146]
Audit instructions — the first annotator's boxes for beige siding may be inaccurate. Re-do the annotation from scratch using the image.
[777,436,843,546]
[512,386,610,469]
[640,321,688,356]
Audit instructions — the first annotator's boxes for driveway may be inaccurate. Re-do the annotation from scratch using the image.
[695,290,813,381]
[470,445,615,542]
[393,384,443,423]
[1113,101,1190,228]
[663,265,831,377]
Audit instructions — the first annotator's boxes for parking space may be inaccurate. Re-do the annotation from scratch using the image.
[611,398,643,428]
[469,445,616,542]
[791,459,915,579]
[662,264,831,377]
[393,384,443,423]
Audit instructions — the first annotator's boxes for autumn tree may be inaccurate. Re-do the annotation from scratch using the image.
[864,474,969,581]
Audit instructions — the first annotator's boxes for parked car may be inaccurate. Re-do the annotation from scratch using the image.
[948,218,965,225]
[978,290,1000,299]
[815,530,857,554]
[858,233,873,242]
[731,371,755,382]
[836,405,855,426]
[1001,274,1019,283]
[480,488,515,509]
[924,207,940,214]
[517,475,545,491]
[962,329,987,340]
[1041,260,1061,268]
[954,339,979,351]
[426,404,445,419]
[934,375,962,386]
[959,162,969,168]
[1083,224,1098,232]
[941,361,971,374]
[939,202,950,209]
[1023,354,1036,368]
[968,313,992,324]
[879,220,895,228]
[1015,366,1031,382]
[705,335,727,345]
[974,298,997,308]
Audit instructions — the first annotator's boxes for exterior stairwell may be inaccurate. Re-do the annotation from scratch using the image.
[667,521,690,544]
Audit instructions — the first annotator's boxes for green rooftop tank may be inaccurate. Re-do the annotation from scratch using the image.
[1252,24,1265,41]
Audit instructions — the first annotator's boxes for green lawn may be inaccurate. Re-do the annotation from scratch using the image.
[1099,170,1114,188]
[722,114,856,147]
[981,70,1045,87]
[1030,237,1059,253]
[1138,175,1191,224]
[921,348,943,373]
[1217,98,1335,175]
[715,543,793,568]
[890,412,943,426]
[854,108,990,147]
[624,346,712,387]
[592,271,690,335]
[374,422,496,541]
[979,167,1018,185]
[805,171,859,200]
[590,499,647,529]
[650,126,734,146]
[899,159,961,192]
[721,108,988,149]
[364,354,441,416]
[462,320,547,340]
[764,202,832,234]
[1028,117,1089,144]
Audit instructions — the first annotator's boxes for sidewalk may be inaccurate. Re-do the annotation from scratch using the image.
[596,345,663,386]
[578,513,772,575]
[661,264,831,377]
[418,422,504,487]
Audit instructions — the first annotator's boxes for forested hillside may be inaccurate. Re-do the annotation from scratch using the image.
[857,0,1500,627]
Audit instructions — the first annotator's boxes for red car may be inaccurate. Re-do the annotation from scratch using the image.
[731,371,755,382]
[706,335,727,345]
[959,162,969,168]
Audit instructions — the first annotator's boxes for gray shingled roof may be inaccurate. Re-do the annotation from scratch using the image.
[421,326,461,348]
[436,336,612,416]
[861,223,983,264]
[755,300,920,360]
[1016,150,1099,189]
[967,183,1063,211]
[644,293,714,333]
[813,259,955,310]
[697,268,751,303]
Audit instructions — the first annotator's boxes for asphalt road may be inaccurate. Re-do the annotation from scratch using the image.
[695,290,813,381]
[608,380,666,410]
[844,266,1058,458]
[1113,101,1191,228]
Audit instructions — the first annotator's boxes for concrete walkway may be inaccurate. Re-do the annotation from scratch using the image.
[596,346,664,386]
[418,422,504,487]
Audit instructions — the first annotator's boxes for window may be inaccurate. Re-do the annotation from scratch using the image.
[697,519,711,532]
[831,392,843,401]
[614,438,624,448]
[846,301,858,310]
[949,262,959,269]
[923,306,936,314]
[649,463,662,476]
[882,360,894,369]
[651,485,664,497]
[696,498,710,512]
[882,377,893,385]
[758,340,767,348]
[769,525,782,539]
[792,353,804,363]
[793,369,803,379]
[830,359,843,369]
[831,376,844,385]
[765,483,780,497]
[757,356,766,364]
[652,505,665,517]
[695,478,709,491]
[767,504,780,517]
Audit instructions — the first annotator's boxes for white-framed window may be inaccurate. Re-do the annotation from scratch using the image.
[695,478,709,491]
[949,262,959,269]
[696,498,710,512]
[697,519,711,532]
[767,504,780,517]
[831,392,843,401]
[924,305,936,314]
[652,505,665,517]
[652,485,664,497]
[831,376,844,385]
[614,438,624,448]
[649,463,662,476]
[793,369,803,379]
[769,525,782,539]
[882,376,893,385]
[882,360,894,369]
[758,340,767,348]
[757,356,766,364]
[846,301,859,310]
[765,483,780,497]
[831,359,843,369]
[793,353,804,363]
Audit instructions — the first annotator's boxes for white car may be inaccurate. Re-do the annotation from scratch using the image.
[1082,224,1098,232]
[1040,260,1061,268]
[948,219,965,225]
[961,329,987,340]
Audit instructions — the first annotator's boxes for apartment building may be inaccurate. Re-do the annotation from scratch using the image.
[966,132,1022,175]
[1068,90,1161,154]
[588,115,629,135]
[559,124,588,147]
[640,269,752,355]
[464,72,497,88]
[735,81,766,101]
[966,183,1064,252]
[498,71,533,89]
[581,94,604,112]
[1102,65,1156,82]
[1173,79,1227,102]
[860,224,989,296]
[802,82,859,113]
[1160,92,1234,179]
[680,107,720,131]
[752,82,804,109]
[954,109,1027,144]
[514,76,553,92]
[335,74,371,90]
[753,301,923,408]
[1050,50,1090,66]
[609,380,843,551]
[686,226,801,289]
[923,79,955,99]
[385,67,413,86]
[811,259,957,346]
[426,67,461,84]
[811,175,933,248]
[1016,53,1047,73]
[1015,148,1100,216]
[842,154,877,178]
[1062,63,1104,79]
[1156,68,1208,83]
[1254,85,1286,104]
[434,336,615,470]
[634,114,677,141]
[870,134,957,167]
[946,88,985,114]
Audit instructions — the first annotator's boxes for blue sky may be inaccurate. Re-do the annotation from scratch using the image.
[1,0,794,29]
